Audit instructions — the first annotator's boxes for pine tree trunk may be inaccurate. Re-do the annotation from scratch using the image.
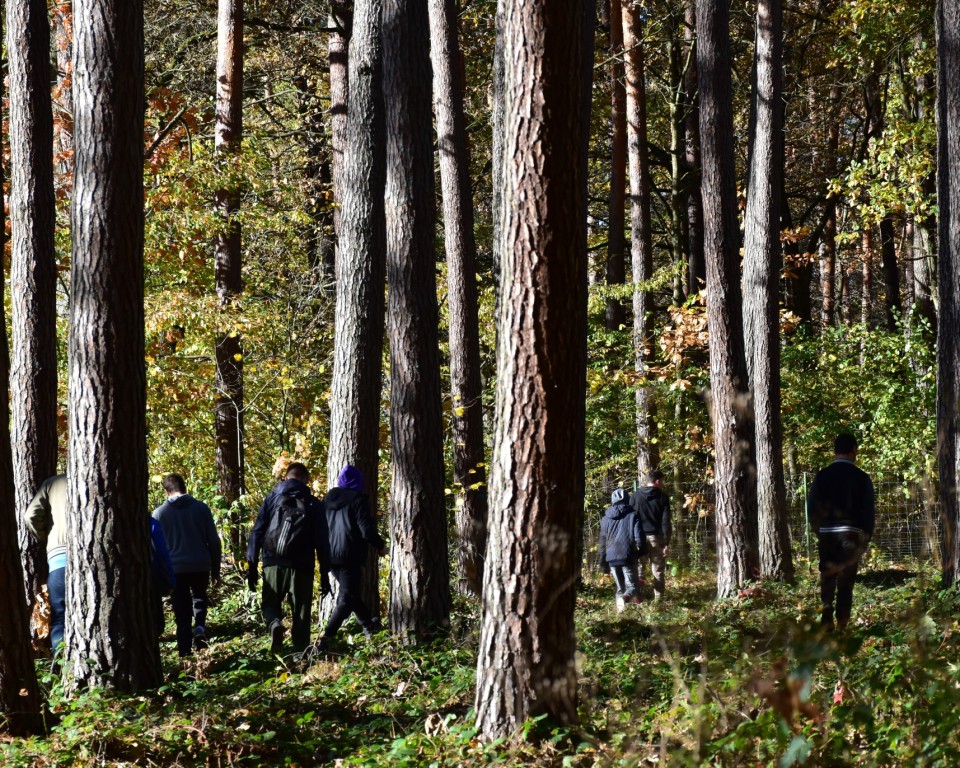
[7,0,59,613]
[383,0,451,641]
[684,0,706,294]
[214,0,245,552]
[606,0,628,330]
[742,0,792,583]
[297,76,335,285]
[475,0,586,739]
[937,0,960,586]
[879,216,902,330]
[328,1,352,266]
[669,26,688,306]
[491,1,506,316]
[428,0,488,598]
[0,9,45,733]
[623,0,659,477]
[325,0,387,623]
[820,92,840,329]
[65,0,162,691]
[913,62,938,331]
[697,0,758,599]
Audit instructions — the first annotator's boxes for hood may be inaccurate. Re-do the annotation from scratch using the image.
[637,485,664,501]
[166,493,195,508]
[323,486,357,510]
[275,478,311,498]
[337,464,365,492]
[610,488,628,505]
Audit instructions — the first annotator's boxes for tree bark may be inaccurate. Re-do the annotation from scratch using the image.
[0,8,45,734]
[491,1,506,316]
[214,0,246,551]
[819,89,840,329]
[684,0,706,295]
[328,1,352,267]
[669,23,688,306]
[325,0,387,622]
[383,0,451,641]
[428,0,488,598]
[937,0,960,585]
[862,224,875,326]
[697,0,758,599]
[475,0,586,739]
[66,0,162,691]
[297,76,335,285]
[606,0,628,330]
[742,0,792,582]
[7,0,59,612]
[623,1,659,477]
[879,216,902,330]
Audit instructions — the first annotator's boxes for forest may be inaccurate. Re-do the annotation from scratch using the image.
[0,0,958,764]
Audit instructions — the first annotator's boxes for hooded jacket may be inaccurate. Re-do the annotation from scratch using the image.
[247,478,327,571]
[324,487,385,567]
[152,493,222,575]
[25,475,68,568]
[630,485,672,540]
[599,488,643,567]
[807,459,875,535]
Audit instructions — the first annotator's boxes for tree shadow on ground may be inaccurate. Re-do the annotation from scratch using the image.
[857,568,917,588]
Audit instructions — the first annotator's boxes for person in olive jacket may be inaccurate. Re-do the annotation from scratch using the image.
[317,464,386,650]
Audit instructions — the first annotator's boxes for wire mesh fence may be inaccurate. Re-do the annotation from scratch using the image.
[587,471,941,571]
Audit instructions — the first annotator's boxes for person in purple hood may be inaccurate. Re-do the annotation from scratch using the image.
[317,464,387,651]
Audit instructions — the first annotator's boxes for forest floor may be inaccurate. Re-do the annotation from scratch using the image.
[2,556,959,767]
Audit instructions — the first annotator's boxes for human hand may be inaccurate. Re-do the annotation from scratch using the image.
[662,546,670,558]
[246,564,259,591]
[320,575,332,598]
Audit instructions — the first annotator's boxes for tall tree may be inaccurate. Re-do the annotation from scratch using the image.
[328,1,352,265]
[605,0,628,330]
[684,0,706,294]
[65,0,162,690]
[879,216,902,330]
[7,0,59,611]
[697,0,758,598]
[428,0,488,597]
[383,0,451,640]
[0,8,45,734]
[623,0,658,476]
[475,0,586,739]
[214,0,245,549]
[936,0,960,586]
[819,90,841,329]
[326,0,387,619]
[742,0,792,582]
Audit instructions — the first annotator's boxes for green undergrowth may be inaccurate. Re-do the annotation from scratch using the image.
[3,561,960,766]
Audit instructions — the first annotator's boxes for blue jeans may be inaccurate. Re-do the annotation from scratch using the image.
[610,563,639,599]
[48,566,66,652]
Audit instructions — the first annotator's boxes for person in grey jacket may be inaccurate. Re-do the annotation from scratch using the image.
[598,488,644,611]
[25,474,68,653]
[152,474,222,656]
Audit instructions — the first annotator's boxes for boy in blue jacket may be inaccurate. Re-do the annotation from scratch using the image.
[598,488,645,611]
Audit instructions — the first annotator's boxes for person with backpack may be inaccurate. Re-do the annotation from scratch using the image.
[317,464,386,651]
[152,474,221,656]
[630,469,672,600]
[247,462,329,654]
[598,487,644,611]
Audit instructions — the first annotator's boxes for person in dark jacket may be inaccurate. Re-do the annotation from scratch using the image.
[153,474,222,655]
[317,464,386,650]
[247,462,329,653]
[598,488,644,611]
[150,517,176,641]
[807,433,875,630]
[630,469,672,599]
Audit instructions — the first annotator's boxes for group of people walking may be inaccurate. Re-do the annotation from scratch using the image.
[24,460,385,663]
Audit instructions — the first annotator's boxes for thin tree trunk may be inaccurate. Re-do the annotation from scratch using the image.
[938,0,960,585]
[65,0,162,691]
[669,25,687,306]
[697,0,758,599]
[491,1,506,316]
[819,89,840,329]
[428,0,488,598]
[383,0,451,641]
[742,0,792,582]
[297,76,335,285]
[684,0,705,295]
[325,0,387,623]
[624,0,658,476]
[606,0,628,330]
[7,0,58,612]
[328,1,352,267]
[862,224,875,326]
[214,0,245,551]
[474,0,586,739]
[913,61,938,330]
[879,216,902,330]
[0,8,45,733]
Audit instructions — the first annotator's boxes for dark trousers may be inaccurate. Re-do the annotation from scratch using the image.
[323,566,373,639]
[48,566,66,652]
[171,571,210,656]
[262,565,314,651]
[818,531,868,624]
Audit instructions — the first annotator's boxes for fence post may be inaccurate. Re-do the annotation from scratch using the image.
[803,471,810,566]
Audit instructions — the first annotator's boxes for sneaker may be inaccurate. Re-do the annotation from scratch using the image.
[269,621,285,654]
[615,594,626,613]
[363,618,384,640]
[193,625,208,650]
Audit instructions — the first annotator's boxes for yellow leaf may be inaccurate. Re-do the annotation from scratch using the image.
[453,407,465,417]
[233,353,243,361]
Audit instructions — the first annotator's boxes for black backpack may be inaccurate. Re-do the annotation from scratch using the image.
[264,493,311,558]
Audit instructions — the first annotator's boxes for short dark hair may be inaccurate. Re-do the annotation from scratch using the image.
[834,433,858,455]
[285,462,310,483]
[162,473,187,494]
[647,469,664,484]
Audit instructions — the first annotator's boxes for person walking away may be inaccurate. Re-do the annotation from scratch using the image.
[25,474,68,657]
[247,462,329,653]
[150,516,176,639]
[598,487,644,611]
[318,464,386,650]
[152,473,222,656]
[630,469,672,599]
[807,433,875,631]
